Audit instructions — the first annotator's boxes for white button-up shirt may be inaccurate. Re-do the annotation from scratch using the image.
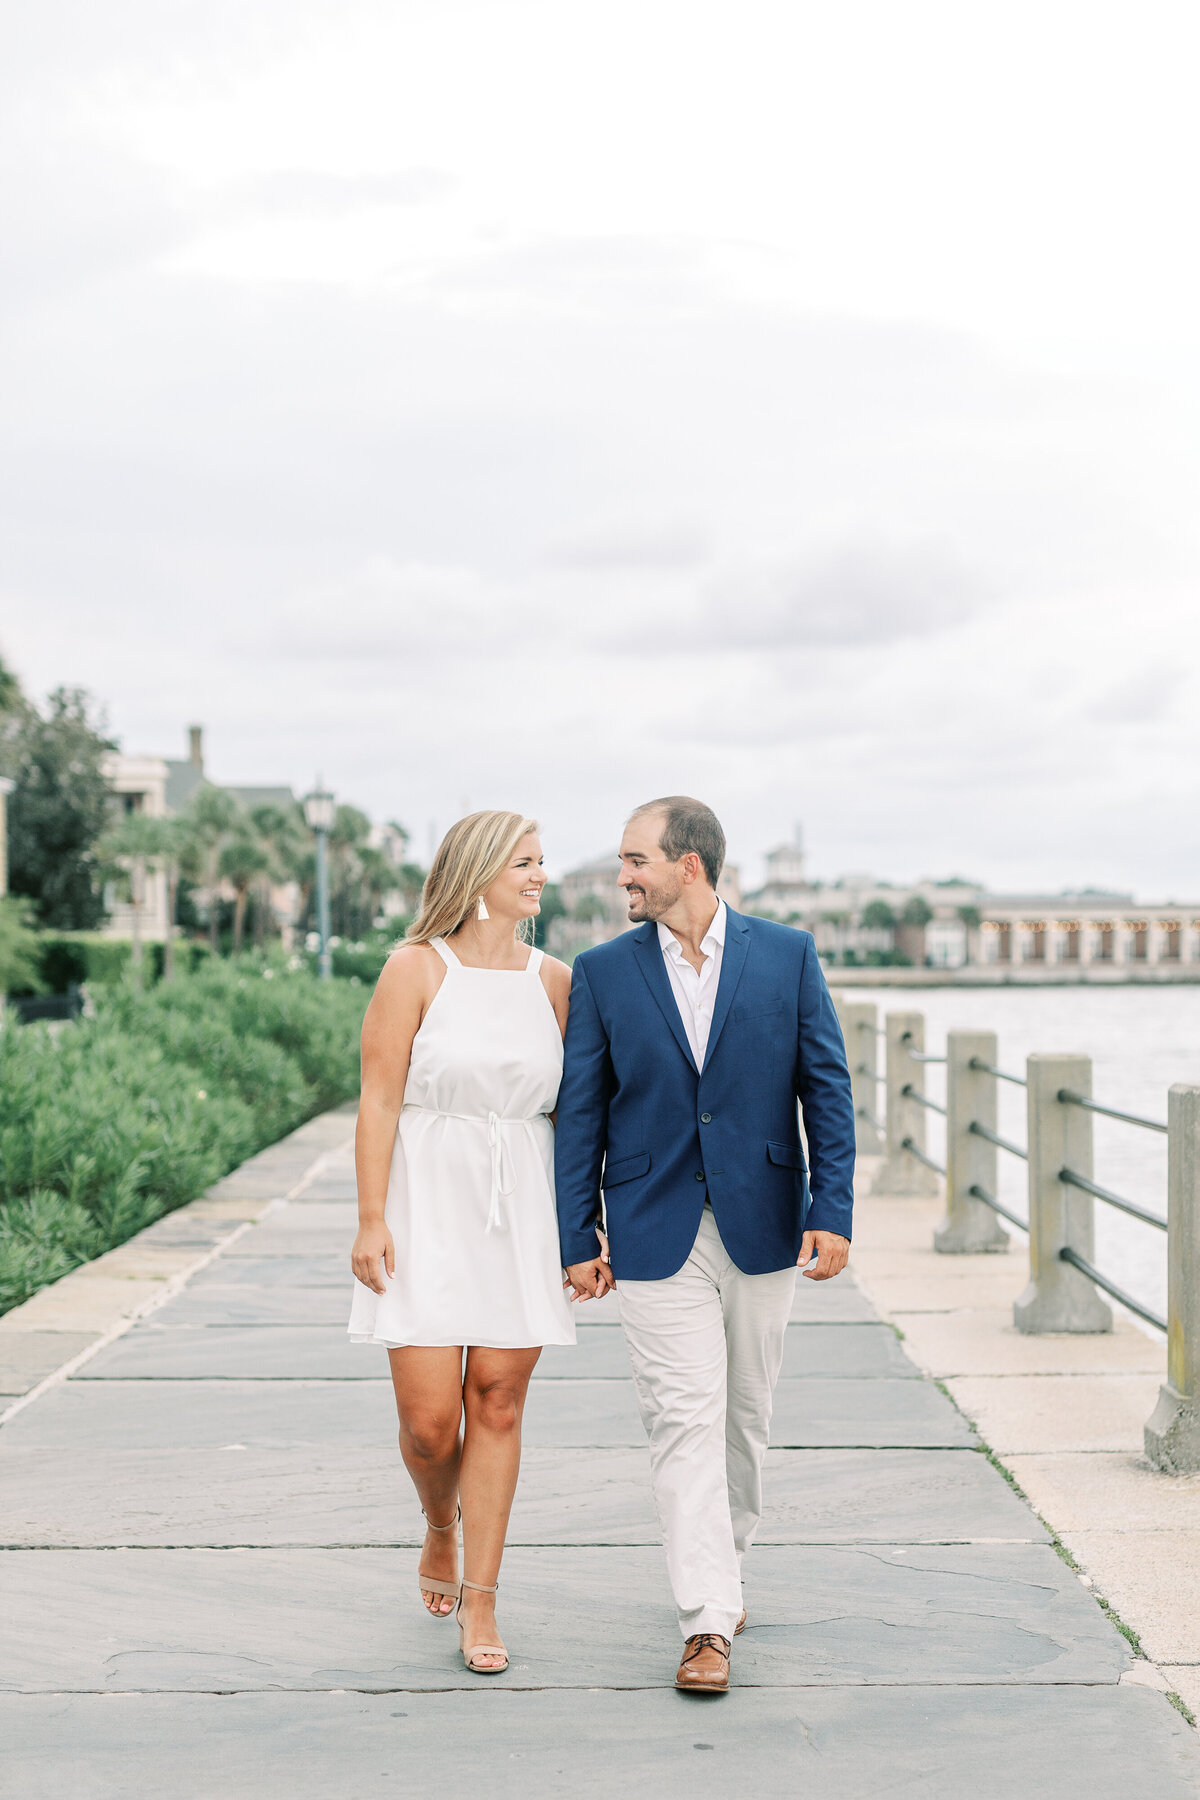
[657,900,727,1070]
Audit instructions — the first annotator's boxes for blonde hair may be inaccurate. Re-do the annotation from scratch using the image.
[405,811,540,947]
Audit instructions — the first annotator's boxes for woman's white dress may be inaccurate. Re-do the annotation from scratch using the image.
[348,938,576,1349]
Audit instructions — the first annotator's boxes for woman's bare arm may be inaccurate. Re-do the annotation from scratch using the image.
[539,953,572,1040]
[351,945,441,1294]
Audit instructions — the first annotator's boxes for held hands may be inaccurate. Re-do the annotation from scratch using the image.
[564,1232,615,1302]
[798,1229,849,1281]
[351,1222,395,1295]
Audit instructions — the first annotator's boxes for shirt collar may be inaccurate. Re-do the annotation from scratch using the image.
[658,899,727,962]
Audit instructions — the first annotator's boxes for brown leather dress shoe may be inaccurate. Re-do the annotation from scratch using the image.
[675,1633,731,1693]
[735,1608,747,1635]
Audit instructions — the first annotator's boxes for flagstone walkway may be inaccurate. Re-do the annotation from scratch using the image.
[2,1110,1199,1798]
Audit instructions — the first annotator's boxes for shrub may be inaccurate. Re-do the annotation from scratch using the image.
[0,955,368,1315]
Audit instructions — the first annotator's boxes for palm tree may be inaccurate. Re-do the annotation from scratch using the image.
[246,803,307,945]
[219,825,271,954]
[177,785,240,952]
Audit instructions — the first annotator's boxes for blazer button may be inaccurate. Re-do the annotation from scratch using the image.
[700,1113,712,1124]
[695,1171,705,1181]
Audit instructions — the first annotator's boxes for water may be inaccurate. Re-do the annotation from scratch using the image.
[843,985,1200,1328]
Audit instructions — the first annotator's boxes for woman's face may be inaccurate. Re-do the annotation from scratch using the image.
[482,833,547,922]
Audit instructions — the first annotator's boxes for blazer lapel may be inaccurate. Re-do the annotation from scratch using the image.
[703,907,750,1067]
[632,922,699,1075]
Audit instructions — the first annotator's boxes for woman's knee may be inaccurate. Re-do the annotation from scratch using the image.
[399,1406,461,1461]
[465,1378,524,1435]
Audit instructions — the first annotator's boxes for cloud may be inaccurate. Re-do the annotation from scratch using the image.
[544,519,709,572]
[216,168,455,221]
[702,538,992,649]
[1083,663,1185,725]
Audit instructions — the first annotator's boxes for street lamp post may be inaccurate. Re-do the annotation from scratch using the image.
[0,777,13,898]
[303,786,336,981]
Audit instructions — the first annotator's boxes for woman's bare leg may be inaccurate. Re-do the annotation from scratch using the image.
[458,1345,541,1666]
[388,1345,465,1615]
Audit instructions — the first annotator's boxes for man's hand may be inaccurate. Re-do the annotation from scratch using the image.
[564,1255,615,1301]
[798,1230,849,1282]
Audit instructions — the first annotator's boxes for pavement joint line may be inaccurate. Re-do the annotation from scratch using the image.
[2,1678,1139,1698]
[0,1130,354,1431]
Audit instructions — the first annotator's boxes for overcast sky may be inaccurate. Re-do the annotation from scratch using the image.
[2,1,1198,895]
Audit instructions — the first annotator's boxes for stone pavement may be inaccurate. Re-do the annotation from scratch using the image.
[3,1116,1200,1798]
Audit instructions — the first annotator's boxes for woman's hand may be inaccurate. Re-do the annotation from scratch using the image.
[352,1222,395,1295]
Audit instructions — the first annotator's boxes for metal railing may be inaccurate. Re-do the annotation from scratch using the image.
[842,999,1200,1474]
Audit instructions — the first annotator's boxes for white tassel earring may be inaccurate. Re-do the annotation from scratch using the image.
[477,897,490,921]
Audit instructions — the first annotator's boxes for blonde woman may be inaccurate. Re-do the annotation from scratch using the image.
[348,812,584,1676]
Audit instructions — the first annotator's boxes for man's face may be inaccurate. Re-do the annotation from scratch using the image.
[618,813,684,922]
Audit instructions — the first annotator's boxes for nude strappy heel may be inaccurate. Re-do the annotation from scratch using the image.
[457,1578,508,1673]
[418,1507,461,1617]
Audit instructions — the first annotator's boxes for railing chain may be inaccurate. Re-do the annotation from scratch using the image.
[901,1136,946,1177]
[967,1182,1029,1233]
[1057,1088,1168,1135]
[901,1084,947,1116]
[1059,1167,1167,1233]
[968,1057,1027,1089]
[1059,1245,1167,1333]
[968,1120,1028,1161]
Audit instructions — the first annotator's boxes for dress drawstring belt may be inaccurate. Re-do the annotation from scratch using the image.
[402,1106,545,1233]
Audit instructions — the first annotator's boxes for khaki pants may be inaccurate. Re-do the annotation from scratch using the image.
[617,1207,797,1642]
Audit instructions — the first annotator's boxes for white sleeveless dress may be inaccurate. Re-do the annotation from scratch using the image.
[347,938,576,1349]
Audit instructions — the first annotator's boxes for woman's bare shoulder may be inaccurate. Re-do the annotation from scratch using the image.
[538,953,573,996]
[373,941,442,1002]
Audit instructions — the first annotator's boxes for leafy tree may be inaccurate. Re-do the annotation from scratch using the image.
[861,900,897,931]
[246,803,308,946]
[0,897,42,995]
[901,894,933,928]
[7,688,115,928]
[0,654,21,719]
[99,812,186,983]
[533,881,565,949]
[571,892,608,924]
[957,904,981,929]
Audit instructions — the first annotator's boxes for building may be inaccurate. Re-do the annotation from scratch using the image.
[977,893,1200,970]
[100,726,304,943]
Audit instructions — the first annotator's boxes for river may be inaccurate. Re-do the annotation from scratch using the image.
[841,985,1200,1328]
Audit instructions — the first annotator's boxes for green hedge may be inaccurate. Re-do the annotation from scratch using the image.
[0,955,368,1315]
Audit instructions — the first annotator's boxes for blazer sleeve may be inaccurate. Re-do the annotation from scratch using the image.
[554,956,614,1267]
[794,935,857,1240]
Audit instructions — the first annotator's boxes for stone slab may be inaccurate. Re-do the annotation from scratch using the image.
[863,1267,1028,1313]
[946,1374,1162,1455]
[152,1286,356,1327]
[889,1309,1164,1378]
[0,1543,1127,1693]
[263,1202,358,1231]
[187,1256,347,1289]
[521,1376,976,1448]
[0,1446,1043,1548]
[0,1380,399,1449]
[129,1217,246,1251]
[0,1332,98,1395]
[3,1686,1196,1800]
[185,1198,275,1222]
[1058,1531,1200,1663]
[78,1327,386,1382]
[527,1325,913,1383]
[222,1227,350,1258]
[789,1278,878,1323]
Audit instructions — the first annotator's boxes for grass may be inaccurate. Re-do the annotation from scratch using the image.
[0,953,368,1315]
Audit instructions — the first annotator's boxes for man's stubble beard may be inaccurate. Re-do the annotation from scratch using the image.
[626,875,683,923]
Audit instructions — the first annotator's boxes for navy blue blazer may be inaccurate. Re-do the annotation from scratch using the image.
[554,908,856,1281]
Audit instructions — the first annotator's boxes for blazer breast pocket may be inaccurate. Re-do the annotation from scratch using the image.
[732,998,785,1022]
[767,1140,807,1172]
[603,1151,651,1189]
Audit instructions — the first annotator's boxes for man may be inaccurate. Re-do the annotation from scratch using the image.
[555,797,855,1694]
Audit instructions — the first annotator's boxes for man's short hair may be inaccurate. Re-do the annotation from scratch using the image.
[628,796,726,888]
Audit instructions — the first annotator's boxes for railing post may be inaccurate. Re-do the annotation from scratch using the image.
[1145,1084,1200,1471]
[935,1030,1009,1253]
[871,1010,940,1197]
[1014,1054,1112,1333]
[842,1001,884,1156]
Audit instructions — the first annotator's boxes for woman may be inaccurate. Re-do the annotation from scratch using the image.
[348,810,589,1675]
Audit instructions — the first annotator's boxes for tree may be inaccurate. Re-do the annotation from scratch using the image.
[901,895,933,928]
[533,881,565,949]
[100,812,186,983]
[957,904,981,929]
[177,784,240,951]
[6,688,115,928]
[861,900,897,931]
[246,803,308,945]
[0,653,21,719]
[0,896,42,996]
[219,824,271,954]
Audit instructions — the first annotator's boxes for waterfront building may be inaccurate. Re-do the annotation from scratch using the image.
[549,850,742,960]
